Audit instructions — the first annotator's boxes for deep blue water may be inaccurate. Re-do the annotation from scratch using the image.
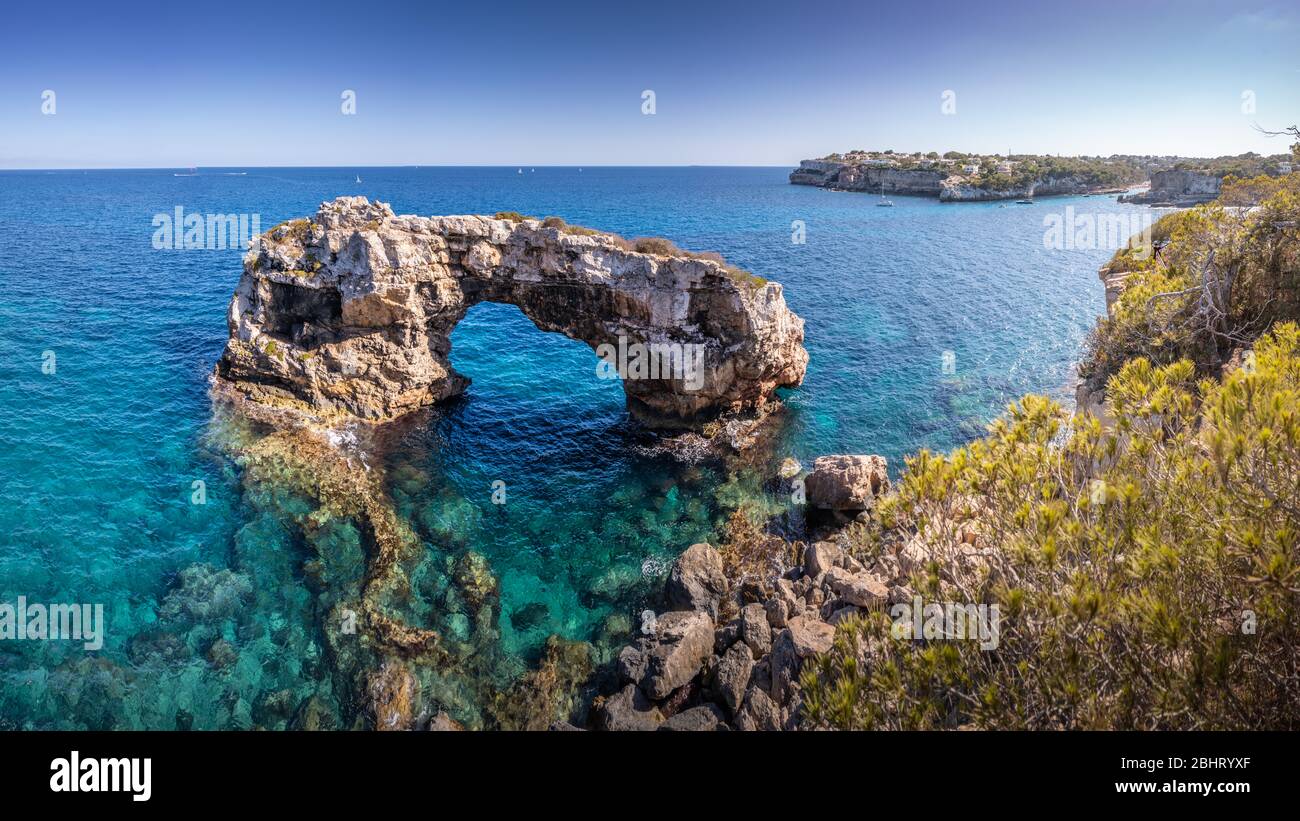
[0,166,1153,728]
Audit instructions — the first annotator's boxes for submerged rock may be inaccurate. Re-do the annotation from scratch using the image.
[509,602,549,631]
[488,636,593,731]
[158,563,253,626]
[453,551,498,611]
[290,695,340,731]
[365,660,418,731]
[428,711,464,731]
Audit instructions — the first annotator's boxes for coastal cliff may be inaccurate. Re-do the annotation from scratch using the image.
[215,197,807,432]
[1118,169,1221,205]
[792,152,1144,202]
[790,160,946,196]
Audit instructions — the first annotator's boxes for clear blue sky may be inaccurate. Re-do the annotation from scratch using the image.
[1,0,1297,168]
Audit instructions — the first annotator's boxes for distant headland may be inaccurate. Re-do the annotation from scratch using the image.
[790,149,1295,205]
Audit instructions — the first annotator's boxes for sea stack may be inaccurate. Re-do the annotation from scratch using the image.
[214,197,807,432]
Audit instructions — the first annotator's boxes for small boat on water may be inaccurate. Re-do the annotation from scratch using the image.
[1015,199,1034,205]
[174,167,198,177]
[876,182,894,207]
[356,175,362,184]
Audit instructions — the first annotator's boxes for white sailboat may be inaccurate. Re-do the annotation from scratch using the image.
[355,174,362,184]
[876,180,894,207]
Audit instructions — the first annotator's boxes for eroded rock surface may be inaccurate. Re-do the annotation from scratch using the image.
[805,455,890,511]
[215,197,807,431]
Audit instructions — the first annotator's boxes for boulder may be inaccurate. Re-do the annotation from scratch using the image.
[641,610,715,699]
[713,620,741,654]
[659,703,728,732]
[665,543,727,618]
[598,684,664,731]
[617,644,648,684]
[804,541,843,578]
[786,615,836,658]
[769,630,801,703]
[765,597,789,629]
[739,603,772,657]
[712,641,755,714]
[804,455,889,511]
[735,686,782,731]
[825,566,889,609]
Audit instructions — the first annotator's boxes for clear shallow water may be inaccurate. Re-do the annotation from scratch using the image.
[0,167,1150,727]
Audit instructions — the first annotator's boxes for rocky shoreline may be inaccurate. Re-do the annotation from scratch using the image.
[580,455,904,731]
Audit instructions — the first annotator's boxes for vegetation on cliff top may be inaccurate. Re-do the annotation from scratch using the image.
[804,325,1300,728]
[1084,172,1300,386]
[802,158,1300,730]
[811,148,1293,193]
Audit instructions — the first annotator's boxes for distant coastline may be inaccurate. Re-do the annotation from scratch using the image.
[790,149,1294,204]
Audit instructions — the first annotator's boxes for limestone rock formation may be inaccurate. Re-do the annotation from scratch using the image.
[214,197,807,431]
[1119,169,1221,206]
[790,160,947,196]
[597,513,949,730]
[664,542,726,618]
[804,455,890,511]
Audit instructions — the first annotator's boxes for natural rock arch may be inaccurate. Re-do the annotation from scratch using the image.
[215,197,807,431]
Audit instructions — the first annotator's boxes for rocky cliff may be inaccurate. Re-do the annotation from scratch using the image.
[790,161,946,195]
[591,456,902,732]
[214,197,807,432]
[794,159,1138,202]
[1119,169,1221,206]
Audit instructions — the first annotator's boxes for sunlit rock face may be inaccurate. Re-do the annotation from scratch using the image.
[215,197,807,430]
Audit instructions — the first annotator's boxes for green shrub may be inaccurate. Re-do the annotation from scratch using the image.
[1083,185,1300,385]
[801,323,1300,730]
[494,211,531,223]
[632,236,683,256]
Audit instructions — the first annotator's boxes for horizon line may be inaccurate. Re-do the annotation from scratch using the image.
[4,148,1290,173]
[0,163,800,172]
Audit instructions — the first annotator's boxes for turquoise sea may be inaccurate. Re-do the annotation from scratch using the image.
[0,167,1155,728]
